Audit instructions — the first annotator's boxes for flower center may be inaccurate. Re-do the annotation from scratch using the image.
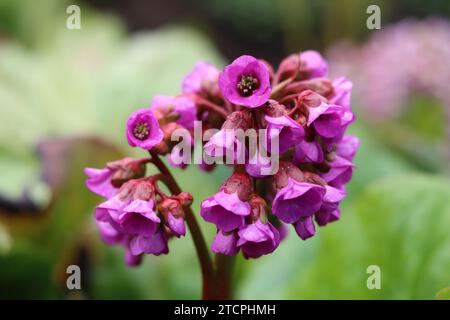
[237,75,260,97]
[133,122,150,140]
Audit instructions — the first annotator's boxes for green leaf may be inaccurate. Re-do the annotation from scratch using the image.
[238,173,450,299]
[436,287,450,300]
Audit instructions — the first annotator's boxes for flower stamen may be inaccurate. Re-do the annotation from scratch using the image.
[133,122,150,140]
[237,75,260,97]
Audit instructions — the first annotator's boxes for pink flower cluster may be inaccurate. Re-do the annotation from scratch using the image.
[85,50,358,264]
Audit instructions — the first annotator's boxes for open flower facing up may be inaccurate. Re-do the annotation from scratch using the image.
[126,108,164,150]
[218,55,271,108]
[85,50,358,296]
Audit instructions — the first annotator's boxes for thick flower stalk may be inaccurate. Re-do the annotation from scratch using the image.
[85,50,358,299]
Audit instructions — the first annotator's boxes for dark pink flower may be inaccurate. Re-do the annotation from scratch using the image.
[126,108,164,150]
[315,185,346,226]
[84,168,117,199]
[219,55,271,108]
[129,227,169,256]
[329,77,352,110]
[272,178,325,224]
[211,230,239,256]
[237,220,280,259]
[294,216,316,240]
[200,190,251,232]
[151,95,196,129]
[84,157,147,199]
[265,115,304,153]
[321,156,355,188]
[300,50,329,78]
[307,102,354,143]
[182,61,219,94]
[293,140,324,164]
[336,135,359,161]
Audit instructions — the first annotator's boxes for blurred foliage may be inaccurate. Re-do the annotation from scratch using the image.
[238,173,450,299]
[0,0,450,300]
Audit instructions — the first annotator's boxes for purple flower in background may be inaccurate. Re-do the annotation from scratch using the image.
[201,190,251,232]
[237,220,280,259]
[265,115,305,153]
[219,55,271,108]
[321,156,355,188]
[126,108,164,150]
[307,102,354,143]
[272,178,325,224]
[182,61,219,94]
[211,230,239,256]
[300,50,329,78]
[151,95,197,129]
[294,216,315,240]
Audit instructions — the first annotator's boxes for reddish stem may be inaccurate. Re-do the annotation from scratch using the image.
[148,151,215,299]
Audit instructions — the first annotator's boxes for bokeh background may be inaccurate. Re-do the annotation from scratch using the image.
[1,0,450,299]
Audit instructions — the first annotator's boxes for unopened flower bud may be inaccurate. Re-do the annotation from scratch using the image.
[276,53,301,82]
[273,161,304,190]
[264,100,288,117]
[107,157,147,188]
[297,90,328,109]
[132,180,155,201]
[248,193,268,223]
[221,172,253,202]
[221,110,252,131]
[177,192,193,207]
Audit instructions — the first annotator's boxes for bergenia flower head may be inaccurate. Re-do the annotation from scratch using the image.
[86,49,358,270]
[219,55,271,108]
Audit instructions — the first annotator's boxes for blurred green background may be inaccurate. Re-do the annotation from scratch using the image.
[1,0,450,299]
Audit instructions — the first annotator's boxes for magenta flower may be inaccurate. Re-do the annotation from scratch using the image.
[329,77,352,110]
[218,55,271,108]
[321,156,355,188]
[336,135,359,161]
[300,50,329,78]
[182,61,219,94]
[94,179,172,256]
[126,108,164,150]
[124,248,143,267]
[151,95,196,129]
[293,140,324,164]
[203,129,246,163]
[237,220,280,259]
[294,216,315,240]
[265,115,305,153]
[211,230,239,256]
[315,185,346,226]
[272,178,325,224]
[200,190,251,232]
[129,227,169,256]
[84,157,147,199]
[84,167,117,199]
[307,102,354,143]
[245,148,275,178]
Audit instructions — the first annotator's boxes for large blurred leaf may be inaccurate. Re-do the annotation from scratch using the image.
[238,173,450,299]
